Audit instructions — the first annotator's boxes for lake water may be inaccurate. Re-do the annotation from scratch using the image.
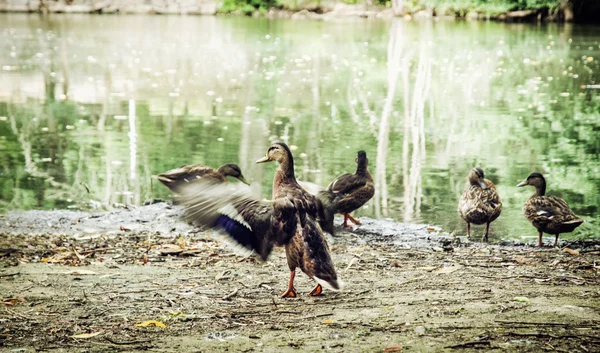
[0,14,598,242]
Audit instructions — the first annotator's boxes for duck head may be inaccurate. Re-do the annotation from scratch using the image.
[256,142,295,179]
[217,164,249,185]
[468,167,487,189]
[256,142,293,164]
[517,172,546,196]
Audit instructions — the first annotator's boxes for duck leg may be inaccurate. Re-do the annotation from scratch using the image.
[554,234,560,248]
[341,213,350,227]
[537,231,543,247]
[482,222,490,242]
[466,223,471,238]
[280,269,297,298]
[308,283,323,296]
[346,213,361,225]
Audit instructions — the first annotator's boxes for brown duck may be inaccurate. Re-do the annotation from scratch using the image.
[322,150,375,227]
[156,164,249,192]
[178,142,340,298]
[458,167,502,242]
[517,172,584,247]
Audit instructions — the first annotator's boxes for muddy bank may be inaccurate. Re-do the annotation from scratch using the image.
[1,203,600,352]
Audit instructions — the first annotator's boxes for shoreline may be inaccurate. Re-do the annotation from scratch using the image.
[1,202,598,250]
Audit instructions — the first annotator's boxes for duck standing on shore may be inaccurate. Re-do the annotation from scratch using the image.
[458,167,502,242]
[322,150,375,228]
[156,163,249,192]
[517,172,584,247]
[178,142,340,298]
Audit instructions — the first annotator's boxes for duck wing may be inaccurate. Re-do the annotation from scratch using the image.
[328,173,366,194]
[327,173,374,214]
[525,196,582,225]
[178,181,297,261]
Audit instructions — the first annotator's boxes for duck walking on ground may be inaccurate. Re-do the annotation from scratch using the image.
[156,163,249,192]
[458,167,502,242]
[517,172,584,247]
[178,142,340,298]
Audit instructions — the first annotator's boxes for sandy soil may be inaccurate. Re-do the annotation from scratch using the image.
[1,202,599,352]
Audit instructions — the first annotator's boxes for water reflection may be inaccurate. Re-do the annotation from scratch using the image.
[0,14,598,242]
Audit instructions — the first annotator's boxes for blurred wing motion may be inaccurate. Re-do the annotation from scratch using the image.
[177,181,297,261]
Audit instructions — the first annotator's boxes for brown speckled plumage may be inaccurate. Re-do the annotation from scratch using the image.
[517,172,583,247]
[314,151,374,228]
[458,167,502,242]
[178,142,339,298]
[156,163,248,192]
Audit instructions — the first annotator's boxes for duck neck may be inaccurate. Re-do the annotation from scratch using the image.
[534,183,546,197]
[216,165,229,176]
[275,157,295,182]
[356,161,368,176]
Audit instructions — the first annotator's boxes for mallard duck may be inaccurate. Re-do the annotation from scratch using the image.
[457,167,502,242]
[517,172,584,247]
[318,151,374,227]
[156,164,249,192]
[178,142,340,298]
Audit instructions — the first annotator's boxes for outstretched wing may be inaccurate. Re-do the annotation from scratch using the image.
[177,181,296,261]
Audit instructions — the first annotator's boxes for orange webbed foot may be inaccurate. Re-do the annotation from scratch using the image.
[308,284,323,296]
[280,287,297,298]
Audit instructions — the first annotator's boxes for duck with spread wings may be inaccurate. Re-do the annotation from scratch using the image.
[178,142,340,298]
[156,163,249,192]
[517,172,584,247]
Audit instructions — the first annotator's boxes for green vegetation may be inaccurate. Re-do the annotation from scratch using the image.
[217,0,564,16]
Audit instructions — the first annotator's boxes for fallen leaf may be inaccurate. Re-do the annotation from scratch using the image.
[384,346,403,352]
[135,320,167,328]
[513,257,530,264]
[513,296,530,303]
[1,298,25,306]
[71,332,102,339]
[433,266,461,274]
[42,257,65,263]
[564,248,580,256]
[159,244,183,256]
[321,319,336,325]
[419,266,437,272]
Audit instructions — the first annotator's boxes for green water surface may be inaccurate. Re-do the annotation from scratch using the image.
[0,14,598,242]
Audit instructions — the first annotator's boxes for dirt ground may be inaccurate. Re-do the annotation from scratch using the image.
[1,202,599,352]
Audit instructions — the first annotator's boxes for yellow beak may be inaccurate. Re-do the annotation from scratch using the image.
[237,175,250,185]
[256,156,270,164]
[516,179,528,187]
